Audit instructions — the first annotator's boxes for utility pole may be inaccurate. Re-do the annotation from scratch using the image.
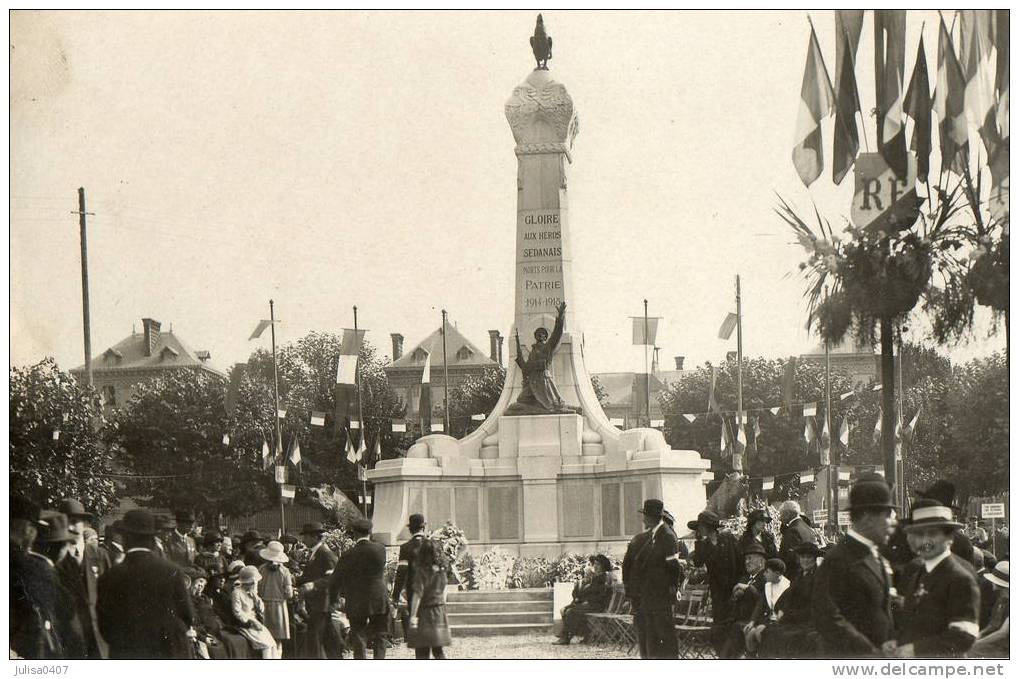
[269,299,285,535]
[76,188,94,387]
[643,300,651,428]
[441,309,451,434]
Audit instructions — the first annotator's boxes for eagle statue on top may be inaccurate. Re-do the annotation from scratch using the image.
[530,14,552,70]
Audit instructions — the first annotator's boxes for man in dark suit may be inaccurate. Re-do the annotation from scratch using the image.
[392,513,428,636]
[164,510,198,568]
[622,499,683,659]
[915,481,976,568]
[690,508,742,625]
[296,522,342,659]
[778,500,817,580]
[330,518,390,659]
[100,522,125,567]
[57,498,110,659]
[891,499,981,658]
[714,541,769,658]
[812,473,897,658]
[96,509,195,659]
[759,542,822,657]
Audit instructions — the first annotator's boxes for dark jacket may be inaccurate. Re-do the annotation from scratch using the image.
[776,566,816,626]
[780,516,817,580]
[164,531,197,568]
[57,544,110,658]
[572,572,613,611]
[96,549,195,659]
[739,530,779,576]
[896,554,980,657]
[811,534,894,657]
[691,530,742,621]
[10,549,85,660]
[298,542,338,614]
[330,539,389,619]
[730,570,767,623]
[622,523,683,611]
[392,534,426,604]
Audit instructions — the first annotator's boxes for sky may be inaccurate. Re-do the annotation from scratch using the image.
[9,10,1005,376]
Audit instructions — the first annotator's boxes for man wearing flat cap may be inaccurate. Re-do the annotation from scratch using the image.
[331,518,390,659]
[690,508,742,628]
[164,510,198,568]
[812,473,897,657]
[889,498,980,658]
[622,499,683,659]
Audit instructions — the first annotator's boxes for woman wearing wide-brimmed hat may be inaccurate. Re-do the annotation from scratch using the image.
[889,498,980,658]
[231,565,281,658]
[969,561,1009,658]
[739,508,779,573]
[257,541,294,652]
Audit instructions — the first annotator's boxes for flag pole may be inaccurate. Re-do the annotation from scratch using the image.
[896,325,906,509]
[824,295,836,535]
[643,299,651,427]
[269,299,285,536]
[735,276,744,472]
[354,305,367,516]
[441,309,451,434]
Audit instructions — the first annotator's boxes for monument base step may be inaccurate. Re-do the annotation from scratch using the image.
[449,622,554,636]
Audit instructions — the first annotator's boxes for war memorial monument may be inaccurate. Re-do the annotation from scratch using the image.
[368,18,710,555]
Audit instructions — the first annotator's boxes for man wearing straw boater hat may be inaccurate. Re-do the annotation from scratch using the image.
[812,473,897,658]
[95,509,196,659]
[888,498,980,658]
[295,521,341,659]
[622,499,683,659]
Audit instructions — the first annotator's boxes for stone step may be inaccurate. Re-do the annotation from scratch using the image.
[448,611,553,625]
[446,600,553,614]
[449,621,554,637]
[447,588,552,602]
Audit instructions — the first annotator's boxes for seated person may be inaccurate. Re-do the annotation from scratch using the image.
[744,558,791,656]
[758,542,822,658]
[714,542,767,658]
[188,567,257,659]
[553,554,614,645]
[970,561,1009,659]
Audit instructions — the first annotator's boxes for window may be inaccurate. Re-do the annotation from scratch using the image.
[456,346,473,361]
[101,385,117,408]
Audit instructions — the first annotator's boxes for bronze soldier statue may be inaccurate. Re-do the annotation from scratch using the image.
[506,301,580,416]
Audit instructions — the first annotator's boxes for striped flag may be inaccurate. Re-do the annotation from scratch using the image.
[804,417,816,443]
[839,391,855,401]
[288,437,301,466]
[762,477,775,491]
[904,34,933,181]
[249,320,274,340]
[874,10,909,179]
[936,16,970,172]
[280,484,295,500]
[356,464,366,482]
[833,12,863,184]
[356,434,367,462]
[345,432,358,463]
[839,417,850,447]
[310,411,326,427]
[819,415,830,465]
[392,422,407,433]
[718,313,738,340]
[471,414,486,422]
[960,11,996,155]
[419,352,432,433]
[262,440,271,470]
[683,413,697,423]
[632,317,661,345]
[903,407,922,442]
[336,328,365,385]
[769,407,781,416]
[800,472,815,484]
[803,403,817,417]
[793,22,836,186]
[274,465,287,484]
[873,407,883,443]
[372,435,381,464]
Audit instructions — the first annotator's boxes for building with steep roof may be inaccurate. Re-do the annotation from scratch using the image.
[70,317,224,410]
[385,324,501,421]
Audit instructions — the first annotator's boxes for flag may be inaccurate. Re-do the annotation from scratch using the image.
[804,417,816,443]
[839,417,850,447]
[277,407,287,419]
[839,390,855,401]
[736,421,747,449]
[262,440,271,470]
[222,433,230,445]
[903,406,922,442]
[834,11,864,83]
[720,419,728,454]
[432,422,445,433]
[52,430,60,441]
[752,416,761,442]
[732,449,743,473]
[249,320,273,340]
[275,435,283,462]
[224,364,246,416]
[345,432,357,463]
[762,476,775,491]
[838,470,851,483]
[310,411,326,427]
[707,366,721,414]
[872,383,883,391]
[989,9,1009,167]
[280,484,295,499]
[419,352,432,432]
[904,34,933,181]
[631,317,661,345]
[471,414,486,421]
[793,22,836,186]
[392,422,407,433]
[782,357,797,409]
[803,403,817,417]
[936,16,970,172]
[372,435,381,464]
[961,11,997,156]
[873,407,883,443]
[274,465,287,484]
[833,17,862,184]
[336,328,365,385]
[349,420,361,430]
[819,414,830,464]
[683,413,697,423]
[356,434,367,462]
[874,10,909,179]
[650,419,665,428]
[717,312,738,340]
[288,437,301,466]
[800,472,815,484]
[356,464,366,482]
[769,407,781,416]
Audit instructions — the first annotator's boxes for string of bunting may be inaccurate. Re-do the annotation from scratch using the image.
[676,392,866,423]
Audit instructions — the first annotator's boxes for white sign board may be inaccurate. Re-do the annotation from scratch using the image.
[851,152,921,231]
[982,503,1006,519]
[812,509,829,524]
[838,511,851,526]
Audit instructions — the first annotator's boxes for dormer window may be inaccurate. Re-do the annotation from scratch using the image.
[456,346,473,361]
[160,345,179,361]
[103,348,123,364]
[412,348,428,362]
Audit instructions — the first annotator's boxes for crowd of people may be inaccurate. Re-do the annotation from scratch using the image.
[10,498,454,660]
[614,476,1009,659]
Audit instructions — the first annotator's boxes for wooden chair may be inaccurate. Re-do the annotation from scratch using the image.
[585,584,626,646]
[675,585,716,659]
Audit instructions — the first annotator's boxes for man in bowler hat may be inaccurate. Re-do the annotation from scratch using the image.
[330,518,390,659]
[56,498,110,658]
[164,510,198,568]
[812,473,897,657]
[296,522,342,659]
[96,509,195,658]
[690,508,742,625]
[622,499,683,659]
[392,513,428,635]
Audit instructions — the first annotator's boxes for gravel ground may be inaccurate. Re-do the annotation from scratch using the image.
[385,634,632,660]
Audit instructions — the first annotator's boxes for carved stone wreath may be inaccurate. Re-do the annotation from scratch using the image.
[504,76,579,152]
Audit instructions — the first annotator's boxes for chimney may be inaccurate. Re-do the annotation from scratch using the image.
[674,356,685,370]
[390,333,404,361]
[142,318,161,356]
[488,330,502,364]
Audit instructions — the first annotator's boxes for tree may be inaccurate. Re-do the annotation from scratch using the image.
[444,366,506,439]
[10,359,118,514]
[108,368,271,520]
